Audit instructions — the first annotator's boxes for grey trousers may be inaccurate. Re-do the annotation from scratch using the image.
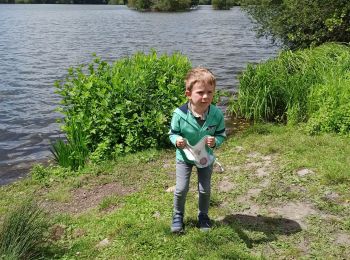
[173,160,213,215]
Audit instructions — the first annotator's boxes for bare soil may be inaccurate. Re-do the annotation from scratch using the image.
[42,182,136,214]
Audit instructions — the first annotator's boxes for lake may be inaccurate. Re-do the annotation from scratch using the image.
[0,4,278,185]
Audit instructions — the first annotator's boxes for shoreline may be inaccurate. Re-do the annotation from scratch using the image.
[0,112,248,186]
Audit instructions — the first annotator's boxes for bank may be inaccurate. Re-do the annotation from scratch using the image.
[0,123,349,259]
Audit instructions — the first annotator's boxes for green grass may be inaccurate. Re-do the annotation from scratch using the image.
[0,199,50,259]
[50,120,89,170]
[0,124,349,259]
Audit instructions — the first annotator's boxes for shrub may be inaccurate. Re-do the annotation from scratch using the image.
[55,51,191,161]
[229,43,350,135]
[306,75,350,135]
[0,199,49,259]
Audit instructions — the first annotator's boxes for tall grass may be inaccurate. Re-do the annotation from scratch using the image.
[50,120,89,170]
[229,43,350,134]
[0,199,49,259]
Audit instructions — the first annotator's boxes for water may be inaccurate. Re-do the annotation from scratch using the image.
[0,4,278,185]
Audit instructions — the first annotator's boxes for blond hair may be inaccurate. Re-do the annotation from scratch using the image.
[185,67,216,91]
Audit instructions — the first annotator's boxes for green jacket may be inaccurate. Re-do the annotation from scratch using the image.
[169,102,226,163]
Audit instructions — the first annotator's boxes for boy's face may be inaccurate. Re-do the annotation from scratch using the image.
[186,81,215,113]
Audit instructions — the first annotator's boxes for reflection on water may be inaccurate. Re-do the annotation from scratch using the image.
[0,4,278,185]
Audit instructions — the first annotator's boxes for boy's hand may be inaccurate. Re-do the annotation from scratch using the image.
[176,137,187,149]
[206,136,216,148]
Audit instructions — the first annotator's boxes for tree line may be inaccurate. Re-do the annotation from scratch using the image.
[0,0,125,4]
[0,0,238,9]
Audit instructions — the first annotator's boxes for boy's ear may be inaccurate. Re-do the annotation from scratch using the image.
[185,90,191,97]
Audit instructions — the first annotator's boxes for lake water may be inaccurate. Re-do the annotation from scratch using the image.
[0,4,278,185]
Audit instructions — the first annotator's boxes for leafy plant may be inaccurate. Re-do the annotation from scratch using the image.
[0,199,49,260]
[55,51,191,161]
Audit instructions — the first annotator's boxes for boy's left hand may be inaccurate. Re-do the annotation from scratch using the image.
[206,136,216,148]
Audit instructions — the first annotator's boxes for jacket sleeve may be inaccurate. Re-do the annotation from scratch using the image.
[214,109,226,148]
[169,112,181,147]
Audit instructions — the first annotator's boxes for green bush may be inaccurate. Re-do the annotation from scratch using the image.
[306,75,350,135]
[229,43,350,135]
[0,200,49,259]
[55,51,191,161]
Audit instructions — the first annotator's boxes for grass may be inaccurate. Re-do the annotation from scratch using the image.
[50,120,89,170]
[0,199,50,259]
[0,124,349,259]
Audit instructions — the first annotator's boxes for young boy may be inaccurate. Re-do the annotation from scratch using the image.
[169,67,226,233]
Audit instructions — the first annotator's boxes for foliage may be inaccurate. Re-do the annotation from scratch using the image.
[10,0,110,3]
[212,0,240,10]
[240,0,350,50]
[50,121,89,170]
[306,75,350,135]
[108,0,125,4]
[127,0,152,10]
[228,43,350,135]
[0,199,49,260]
[152,0,193,11]
[127,0,195,11]
[55,51,191,161]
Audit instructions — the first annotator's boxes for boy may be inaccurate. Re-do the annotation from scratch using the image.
[169,67,226,233]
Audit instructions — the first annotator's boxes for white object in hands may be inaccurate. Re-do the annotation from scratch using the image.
[182,136,214,168]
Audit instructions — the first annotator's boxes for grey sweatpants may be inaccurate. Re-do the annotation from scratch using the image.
[173,160,213,215]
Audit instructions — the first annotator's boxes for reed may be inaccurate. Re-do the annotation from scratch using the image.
[230,43,350,134]
[50,120,89,170]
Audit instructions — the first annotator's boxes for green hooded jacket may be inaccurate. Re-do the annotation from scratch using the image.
[169,102,226,164]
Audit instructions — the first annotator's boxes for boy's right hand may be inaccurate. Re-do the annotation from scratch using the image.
[176,137,187,149]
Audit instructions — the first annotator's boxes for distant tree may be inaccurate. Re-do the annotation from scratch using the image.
[240,0,350,49]
[152,0,192,11]
[191,0,199,7]
[212,0,239,10]
[128,0,195,11]
[127,0,152,10]
[199,0,211,4]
